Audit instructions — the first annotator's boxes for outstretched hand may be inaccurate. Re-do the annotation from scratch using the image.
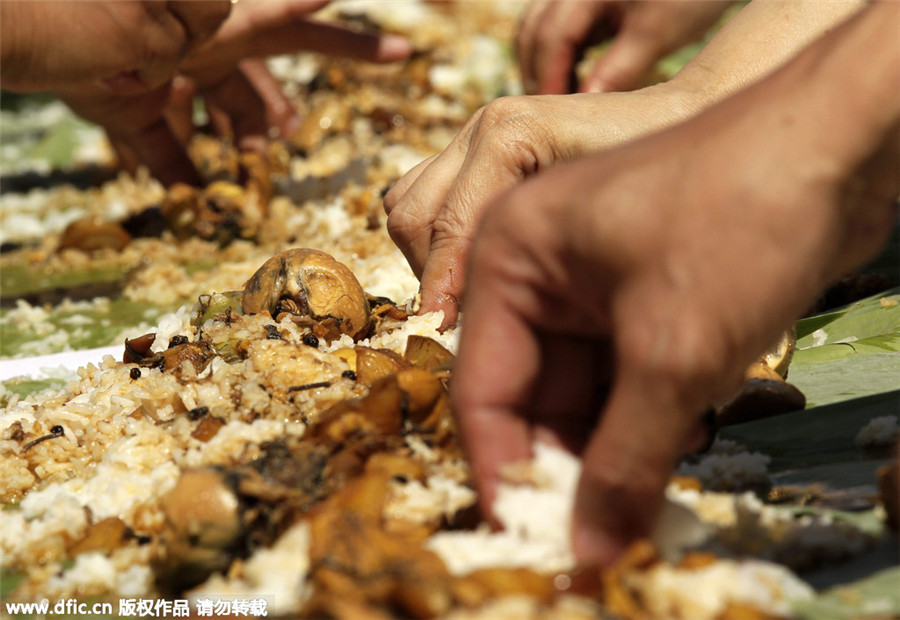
[453,3,899,563]
[517,0,733,94]
[383,86,693,325]
[2,1,412,185]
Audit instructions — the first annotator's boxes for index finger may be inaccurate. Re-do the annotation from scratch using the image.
[572,344,705,565]
[185,2,411,78]
[167,0,233,52]
[451,240,541,518]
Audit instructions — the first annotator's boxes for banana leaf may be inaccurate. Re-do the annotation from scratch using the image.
[720,289,899,616]
[793,567,900,620]
[791,289,900,408]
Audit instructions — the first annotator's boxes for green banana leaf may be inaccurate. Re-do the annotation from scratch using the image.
[793,567,900,620]
[791,289,900,408]
[721,290,899,618]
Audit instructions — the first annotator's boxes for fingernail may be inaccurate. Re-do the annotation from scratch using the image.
[101,70,147,95]
[380,35,414,61]
[573,524,625,566]
[238,134,267,154]
[283,115,302,138]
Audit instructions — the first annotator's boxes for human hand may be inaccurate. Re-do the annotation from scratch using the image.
[517,0,734,95]
[451,7,899,564]
[383,86,693,325]
[1,1,411,185]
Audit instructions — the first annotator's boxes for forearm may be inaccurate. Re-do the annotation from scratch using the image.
[697,0,900,284]
[670,0,867,109]
[802,2,900,165]
[0,2,37,91]
[792,1,900,277]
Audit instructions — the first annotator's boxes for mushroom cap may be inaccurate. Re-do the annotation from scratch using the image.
[242,248,371,340]
[160,468,242,550]
[58,217,131,253]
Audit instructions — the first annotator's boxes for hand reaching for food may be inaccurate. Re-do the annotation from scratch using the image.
[0,1,412,186]
[452,1,900,563]
[383,0,867,327]
[517,0,734,94]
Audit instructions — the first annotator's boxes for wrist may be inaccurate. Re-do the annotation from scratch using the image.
[764,2,900,280]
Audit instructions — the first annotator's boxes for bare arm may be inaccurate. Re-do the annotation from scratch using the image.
[453,0,899,564]
[385,0,869,325]
[672,0,867,105]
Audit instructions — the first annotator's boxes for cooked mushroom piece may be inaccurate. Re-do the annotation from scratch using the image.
[761,325,796,379]
[58,217,131,253]
[161,181,260,245]
[716,329,806,427]
[242,248,371,341]
[154,468,243,592]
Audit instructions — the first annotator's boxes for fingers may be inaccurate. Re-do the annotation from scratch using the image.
[451,238,542,519]
[162,75,199,145]
[518,0,612,95]
[416,233,469,325]
[383,155,436,213]
[580,28,663,93]
[200,66,269,153]
[245,18,412,64]
[385,123,480,278]
[189,1,411,76]
[240,59,301,140]
[166,0,233,52]
[414,104,549,316]
[60,85,203,186]
[390,97,562,318]
[109,1,233,93]
[571,342,705,565]
[114,115,203,187]
[516,0,552,94]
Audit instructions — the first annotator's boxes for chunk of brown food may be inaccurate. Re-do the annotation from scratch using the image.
[162,181,264,245]
[154,468,243,592]
[716,329,806,427]
[124,333,216,377]
[242,248,372,341]
[878,459,899,533]
[58,217,131,253]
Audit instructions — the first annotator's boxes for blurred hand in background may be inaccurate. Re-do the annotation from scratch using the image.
[1,1,412,185]
[517,0,734,94]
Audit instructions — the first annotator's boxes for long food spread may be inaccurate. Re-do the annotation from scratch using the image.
[1,3,898,619]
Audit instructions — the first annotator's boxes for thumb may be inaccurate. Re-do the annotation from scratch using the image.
[571,360,699,565]
[580,32,662,93]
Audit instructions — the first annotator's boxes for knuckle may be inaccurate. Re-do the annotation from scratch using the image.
[478,96,536,137]
[580,460,662,534]
[478,96,534,133]
[386,207,426,246]
[382,187,400,213]
[621,312,727,407]
[474,98,546,173]
[430,210,474,256]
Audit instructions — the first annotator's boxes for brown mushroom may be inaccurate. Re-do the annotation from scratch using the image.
[161,181,261,245]
[878,459,899,533]
[58,217,131,253]
[716,329,806,427]
[154,468,243,591]
[242,248,371,341]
